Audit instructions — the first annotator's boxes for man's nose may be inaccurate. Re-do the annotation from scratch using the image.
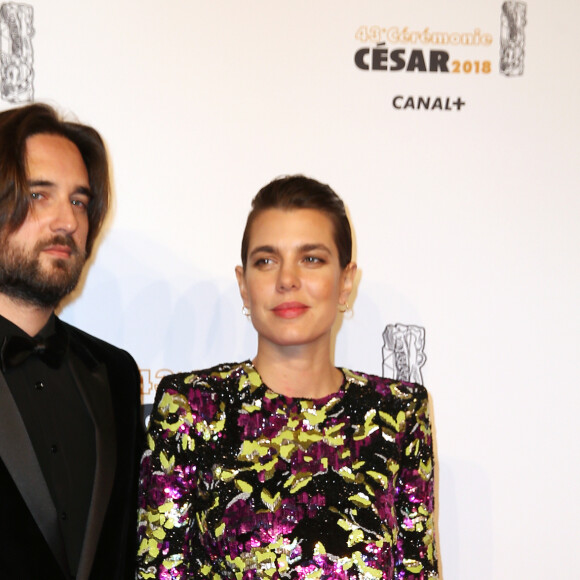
[49,199,78,235]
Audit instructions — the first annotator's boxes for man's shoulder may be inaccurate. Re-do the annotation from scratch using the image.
[57,318,137,368]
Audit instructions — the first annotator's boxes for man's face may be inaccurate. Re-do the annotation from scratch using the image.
[0,133,91,308]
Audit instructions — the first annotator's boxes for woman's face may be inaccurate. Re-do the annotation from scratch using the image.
[236,208,356,353]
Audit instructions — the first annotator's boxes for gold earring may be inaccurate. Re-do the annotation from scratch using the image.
[338,302,350,313]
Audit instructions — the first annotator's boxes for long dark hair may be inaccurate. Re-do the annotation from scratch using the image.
[0,103,110,254]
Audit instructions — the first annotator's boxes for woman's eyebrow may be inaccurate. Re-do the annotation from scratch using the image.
[249,245,277,258]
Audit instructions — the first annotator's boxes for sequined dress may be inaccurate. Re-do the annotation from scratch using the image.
[137,361,438,579]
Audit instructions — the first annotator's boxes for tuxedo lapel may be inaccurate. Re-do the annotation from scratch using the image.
[66,340,116,580]
[0,370,69,574]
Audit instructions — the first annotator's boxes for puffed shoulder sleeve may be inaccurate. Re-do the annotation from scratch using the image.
[136,374,217,579]
[395,385,439,579]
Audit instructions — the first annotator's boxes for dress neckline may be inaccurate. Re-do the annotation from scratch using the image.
[241,359,349,405]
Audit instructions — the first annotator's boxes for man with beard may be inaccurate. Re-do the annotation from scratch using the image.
[0,104,143,579]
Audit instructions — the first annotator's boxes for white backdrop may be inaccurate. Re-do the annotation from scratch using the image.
[2,1,579,578]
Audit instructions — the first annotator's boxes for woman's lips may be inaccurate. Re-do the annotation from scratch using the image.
[272,302,309,319]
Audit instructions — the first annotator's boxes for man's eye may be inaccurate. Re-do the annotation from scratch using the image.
[72,199,88,209]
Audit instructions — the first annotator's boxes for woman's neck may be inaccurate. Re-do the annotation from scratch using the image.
[253,341,342,399]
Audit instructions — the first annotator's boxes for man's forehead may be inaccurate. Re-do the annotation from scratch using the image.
[25,133,80,155]
[24,133,89,181]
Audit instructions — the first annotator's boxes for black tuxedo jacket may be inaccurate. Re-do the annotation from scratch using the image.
[0,319,143,579]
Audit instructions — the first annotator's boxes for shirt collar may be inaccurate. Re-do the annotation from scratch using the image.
[0,312,57,340]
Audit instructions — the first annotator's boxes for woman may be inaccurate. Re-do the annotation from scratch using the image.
[137,176,438,579]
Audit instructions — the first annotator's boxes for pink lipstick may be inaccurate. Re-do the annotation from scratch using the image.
[272,301,309,319]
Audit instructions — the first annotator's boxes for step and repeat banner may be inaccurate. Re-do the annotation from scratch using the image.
[2,1,578,578]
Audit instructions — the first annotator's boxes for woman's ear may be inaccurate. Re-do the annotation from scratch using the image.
[339,262,357,306]
[235,265,249,308]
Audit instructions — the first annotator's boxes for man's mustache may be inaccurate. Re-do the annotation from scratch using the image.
[36,235,84,258]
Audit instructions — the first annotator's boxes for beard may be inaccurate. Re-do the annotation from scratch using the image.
[0,234,87,308]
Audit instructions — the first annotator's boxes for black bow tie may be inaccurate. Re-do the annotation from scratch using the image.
[0,332,68,371]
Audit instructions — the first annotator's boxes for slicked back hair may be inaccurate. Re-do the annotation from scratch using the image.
[241,175,352,270]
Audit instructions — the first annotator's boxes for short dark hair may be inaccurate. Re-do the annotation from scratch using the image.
[0,103,110,255]
[241,175,353,269]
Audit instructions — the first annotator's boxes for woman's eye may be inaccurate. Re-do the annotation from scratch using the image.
[254,257,273,267]
[304,256,324,264]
